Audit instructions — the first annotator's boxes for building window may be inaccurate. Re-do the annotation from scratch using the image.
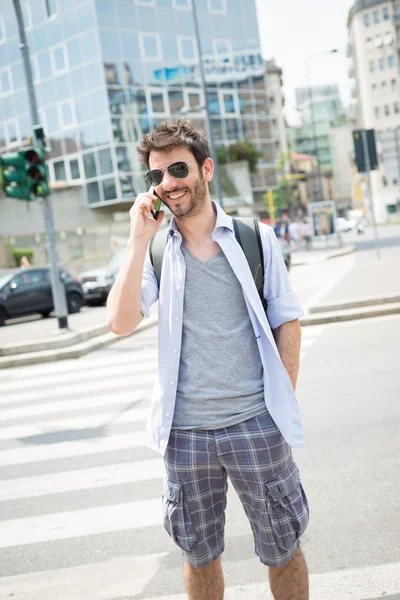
[45,0,57,18]
[178,36,197,63]
[59,100,75,129]
[173,0,191,8]
[379,57,385,70]
[382,81,387,93]
[139,32,161,61]
[51,44,68,74]
[149,89,168,114]
[134,0,155,5]
[0,68,12,94]
[366,37,373,50]
[383,6,390,20]
[22,2,33,30]
[372,83,377,94]
[373,9,380,23]
[0,16,6,43]
[375,106,380,118]
[384,104,390,116]
[395,102,400,114]
[392,78,397,90]
[213,38,232,63]
[384,31,393,45]
[388,55,395,67]
[208,0,227,15]
[4,119,21,146]
[69,158,81,179]
[364,12,370,26]
[53,160,66,181]
[369,60,375,72]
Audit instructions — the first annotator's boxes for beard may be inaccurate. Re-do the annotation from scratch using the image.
[162,175,208,219]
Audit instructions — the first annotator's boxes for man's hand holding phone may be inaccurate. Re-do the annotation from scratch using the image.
[129,187,165,242]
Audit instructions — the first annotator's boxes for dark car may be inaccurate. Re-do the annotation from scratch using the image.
[79,248,126,306]
[0,267,84,326]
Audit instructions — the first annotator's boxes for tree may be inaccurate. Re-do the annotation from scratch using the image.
[216,140,263,173]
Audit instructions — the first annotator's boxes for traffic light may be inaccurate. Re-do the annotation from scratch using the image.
[25,147,49,197]
[0,151,31,200]
[0,146,49,200]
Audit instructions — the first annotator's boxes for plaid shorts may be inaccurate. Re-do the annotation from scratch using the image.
[163,412,309,568]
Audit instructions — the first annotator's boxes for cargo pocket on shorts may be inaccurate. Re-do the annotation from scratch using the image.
[265,462,309,552]
[163,480,198,552]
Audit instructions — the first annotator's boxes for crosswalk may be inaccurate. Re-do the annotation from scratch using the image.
[0,323,399,600]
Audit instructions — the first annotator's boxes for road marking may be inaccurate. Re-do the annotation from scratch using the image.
[301,258,355,314]
[0,553,168,600]
[0,458,164,501]
[0,390,150,421]
[0,430,147,467]
[0,372,155,405]
[0,406,150,441]
[0,498,163,548]
[0,355,157,394]
[139,561,400,600]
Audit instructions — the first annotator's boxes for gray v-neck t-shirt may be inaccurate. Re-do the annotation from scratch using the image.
[172,243,266,430]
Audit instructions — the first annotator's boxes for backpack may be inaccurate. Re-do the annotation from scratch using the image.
[149,217,267,312]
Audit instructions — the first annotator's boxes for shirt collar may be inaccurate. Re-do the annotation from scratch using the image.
[168,201,234,237]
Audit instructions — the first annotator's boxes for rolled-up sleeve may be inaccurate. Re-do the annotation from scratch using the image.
[141,253,158,318]
[260,223,304,329]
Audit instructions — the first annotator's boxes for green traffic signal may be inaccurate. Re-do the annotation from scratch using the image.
[0,145,50,201]
[0,152,31,200]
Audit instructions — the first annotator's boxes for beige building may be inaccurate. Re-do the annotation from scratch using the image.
[348,0,400,221]
[265,60,289,164]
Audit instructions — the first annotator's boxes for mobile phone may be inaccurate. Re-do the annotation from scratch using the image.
[149,186,162,220]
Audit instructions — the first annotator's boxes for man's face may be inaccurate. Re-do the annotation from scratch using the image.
[148,147,212,219]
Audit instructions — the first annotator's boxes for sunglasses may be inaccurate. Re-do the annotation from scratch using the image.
[145,161,196,187]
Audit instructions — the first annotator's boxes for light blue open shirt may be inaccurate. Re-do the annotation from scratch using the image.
[141,202,304,456]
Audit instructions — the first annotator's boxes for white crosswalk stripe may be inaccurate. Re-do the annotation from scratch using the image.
[1,323,398,600]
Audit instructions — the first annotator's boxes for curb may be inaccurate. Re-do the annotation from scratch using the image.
[309,293,400,315]
[0,316,158,369]
[301,302,400,326]
[0,323,110,357]
[292,244,356,267]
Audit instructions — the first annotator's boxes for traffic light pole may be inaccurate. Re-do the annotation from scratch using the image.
[361,129,380,261]
[13,0,69,329]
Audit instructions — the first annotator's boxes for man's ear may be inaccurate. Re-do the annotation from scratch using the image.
[202,157,214,183]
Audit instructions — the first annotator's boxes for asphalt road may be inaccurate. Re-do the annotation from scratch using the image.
[0,310,399,599]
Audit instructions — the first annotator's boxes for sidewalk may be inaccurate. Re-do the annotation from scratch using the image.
[1,245,399,368]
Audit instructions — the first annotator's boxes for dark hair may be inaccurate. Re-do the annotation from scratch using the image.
[137,120,210,169]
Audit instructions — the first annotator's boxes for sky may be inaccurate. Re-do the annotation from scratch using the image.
[255,0,354,125]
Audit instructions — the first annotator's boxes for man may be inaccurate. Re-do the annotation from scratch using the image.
[107,121,309,600]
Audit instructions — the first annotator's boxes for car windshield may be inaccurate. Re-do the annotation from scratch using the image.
[0,273,14,288]
[107,248,126,272]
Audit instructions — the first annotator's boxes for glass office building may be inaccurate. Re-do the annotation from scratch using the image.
[0,0,276,209]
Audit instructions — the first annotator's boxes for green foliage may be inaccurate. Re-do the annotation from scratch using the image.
[12,248,34,267]
[216,140,263,173]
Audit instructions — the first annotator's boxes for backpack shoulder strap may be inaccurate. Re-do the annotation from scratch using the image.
[233,217,267,312]
[149,227,170,287]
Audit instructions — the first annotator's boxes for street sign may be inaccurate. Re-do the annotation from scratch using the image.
[353,129,378,173]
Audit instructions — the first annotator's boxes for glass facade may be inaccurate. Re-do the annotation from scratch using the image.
[0,0,275,207]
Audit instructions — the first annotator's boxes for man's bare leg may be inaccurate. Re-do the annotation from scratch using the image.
[183,556,224,600]
[269,547,309,600]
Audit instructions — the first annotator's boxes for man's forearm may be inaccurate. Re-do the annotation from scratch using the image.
[273,319,301,390]
[106,237,148,336]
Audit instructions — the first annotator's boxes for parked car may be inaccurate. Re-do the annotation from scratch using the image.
[0,267,84,326]
[79,248,126,306]
[336,217,358,233]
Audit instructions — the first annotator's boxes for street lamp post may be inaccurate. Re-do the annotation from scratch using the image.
[191,0,224,207]
[304,49,338,203]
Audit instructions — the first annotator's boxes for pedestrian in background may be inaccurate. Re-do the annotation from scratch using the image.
[107,120,310,600]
